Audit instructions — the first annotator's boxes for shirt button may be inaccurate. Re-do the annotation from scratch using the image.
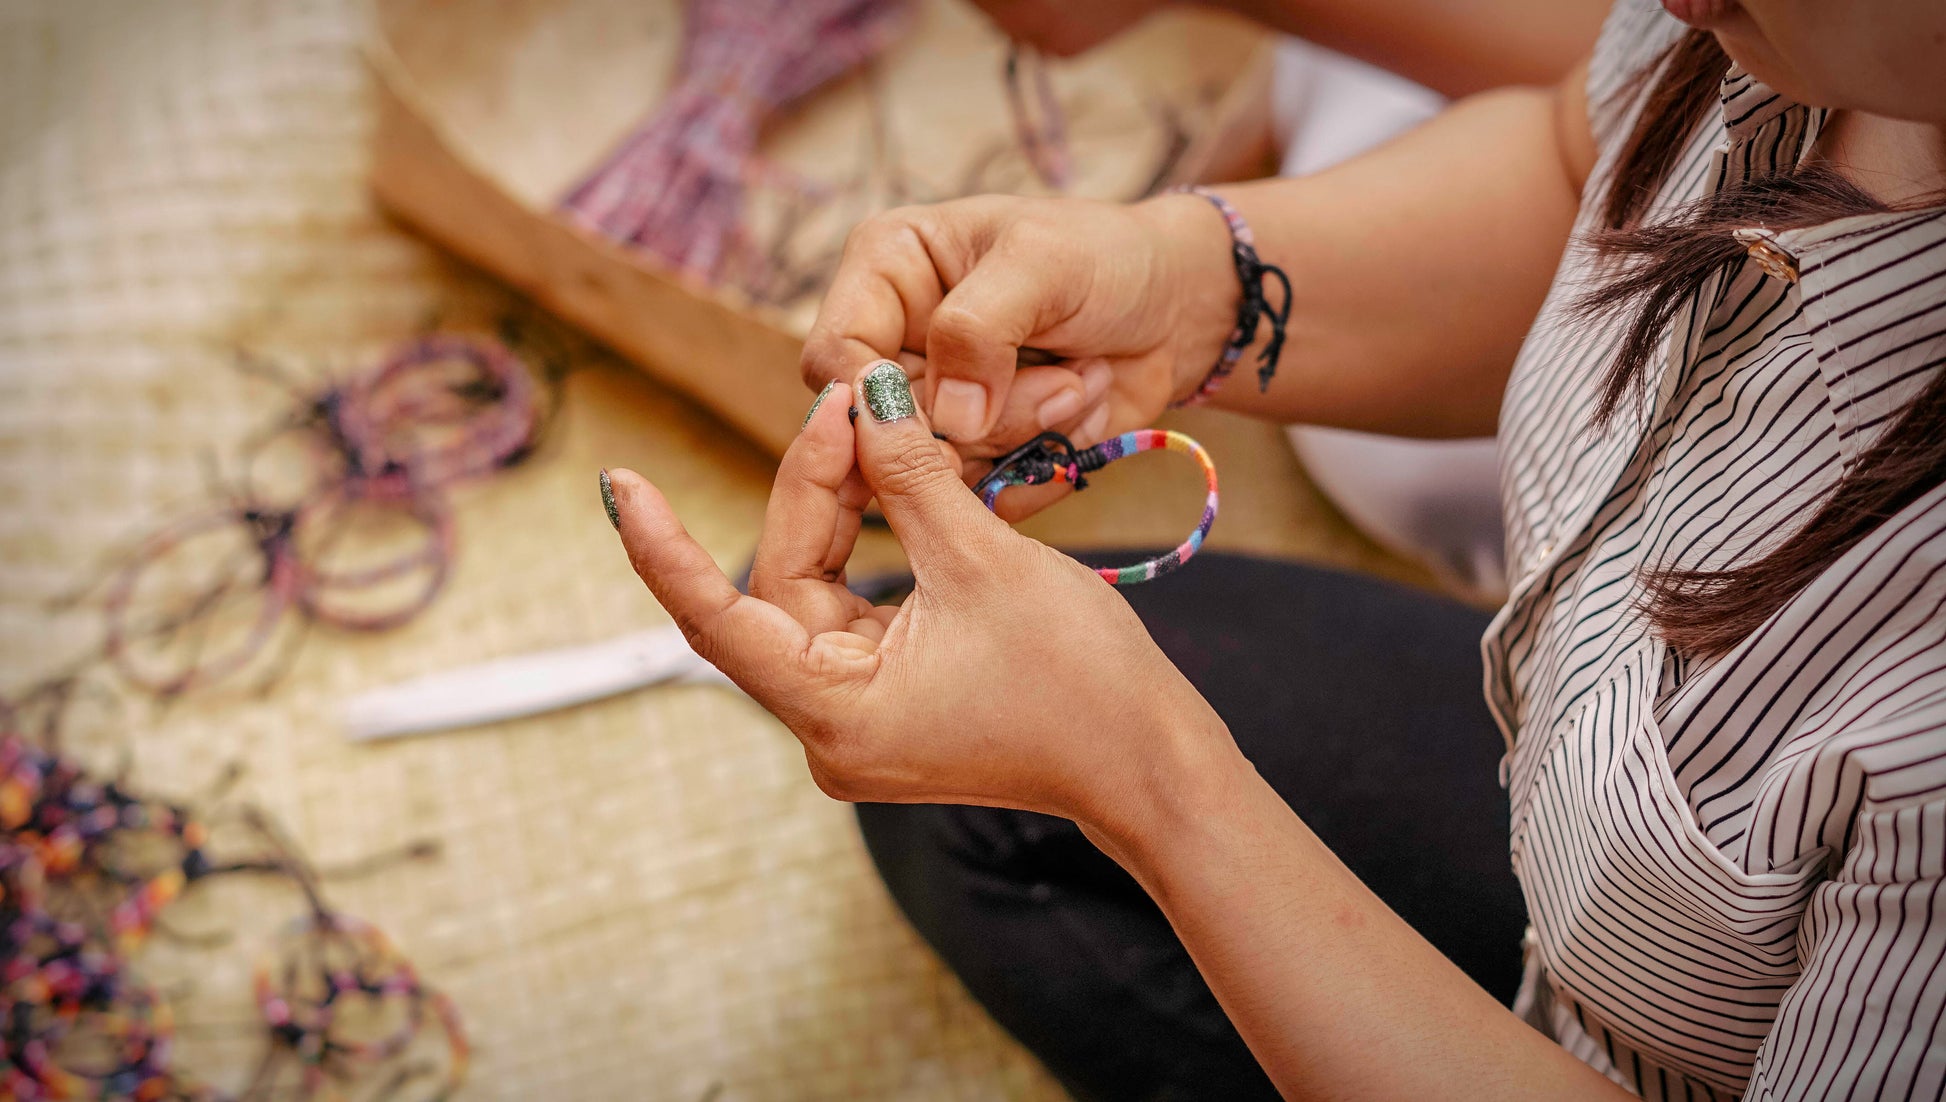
[1733,227,1799,283]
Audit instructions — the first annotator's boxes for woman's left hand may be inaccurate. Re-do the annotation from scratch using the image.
[605,362,1237,829]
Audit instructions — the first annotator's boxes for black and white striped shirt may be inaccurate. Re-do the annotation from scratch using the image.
[1485,4,1946,1098]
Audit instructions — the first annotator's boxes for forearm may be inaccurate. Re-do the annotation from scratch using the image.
[1144,72,1592,437]
[1212,0,1605,96]
[1082,728,1632,1101]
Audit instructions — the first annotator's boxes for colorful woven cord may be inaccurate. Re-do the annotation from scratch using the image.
[975,428,1218,585]
[87,332,545,699]
[0,691,465,1102]
[559,0,912,283]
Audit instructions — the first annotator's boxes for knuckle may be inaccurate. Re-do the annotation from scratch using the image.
[873,436,954,499]
[847,209,922,261]
[930,300,984,340]
[927,306,990,365]
[879,203,929,226]
[665,589,736,661]
[790,426,843,469]
[1000,216,1055,253]
[841,211,895,254]
[799,333,846,389]
[667,611,713,660]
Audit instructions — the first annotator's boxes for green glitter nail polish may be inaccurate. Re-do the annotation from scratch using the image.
[861,360,916,422]
[803,379,837,428]
[599,469,619,530]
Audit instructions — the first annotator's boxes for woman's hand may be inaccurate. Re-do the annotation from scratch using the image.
[800,195,1236,519]
[607,361,1237,830]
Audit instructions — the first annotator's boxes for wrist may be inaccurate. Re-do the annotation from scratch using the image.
[1132,192,1243,404]
[1074,693,1261,885]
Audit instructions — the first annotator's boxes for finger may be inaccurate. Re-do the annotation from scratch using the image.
[799,212,945,392]
[962,360,1112,458]
[845,614,888,644]
[824,467,873,578]
[988,479,1073,523]
[957,357,1113,516]
[606,469,838,697]
[750,383,872,630]
[1073,402,1111,448]
[984,385,1120,521]
[851,360,1011,571]
[923,228,1083,442]
[845,602,904,643]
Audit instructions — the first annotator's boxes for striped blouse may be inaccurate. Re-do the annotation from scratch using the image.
[1485,3,1946,1099]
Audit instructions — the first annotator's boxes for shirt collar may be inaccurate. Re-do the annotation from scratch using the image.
[1777,209,1946,468]
[1719,62,1828,163]
[1719,63,1797,139]
[1716,64,1944,468]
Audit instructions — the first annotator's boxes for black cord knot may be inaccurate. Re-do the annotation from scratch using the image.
[1231,240,1293,392]
[976,430,1098,500]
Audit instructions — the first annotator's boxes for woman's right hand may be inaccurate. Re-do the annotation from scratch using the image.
[800,193,1237,518]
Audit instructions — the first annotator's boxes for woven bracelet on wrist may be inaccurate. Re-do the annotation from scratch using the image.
[1169,186,1293,407]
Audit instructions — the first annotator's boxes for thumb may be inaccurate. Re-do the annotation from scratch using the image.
[851,359,1009,568]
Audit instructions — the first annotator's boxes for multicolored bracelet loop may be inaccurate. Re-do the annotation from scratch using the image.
[975,428,1218,585]
[1168,186,1293,407]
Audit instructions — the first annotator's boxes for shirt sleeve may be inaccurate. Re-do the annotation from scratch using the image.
[1743,796,1946,1099]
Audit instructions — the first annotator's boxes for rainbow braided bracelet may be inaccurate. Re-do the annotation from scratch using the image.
[974,428,1218,585]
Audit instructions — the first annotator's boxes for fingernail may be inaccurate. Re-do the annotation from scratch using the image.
[1077,404,1110,445]
[1036,387,1085,428]
[803,379,837,428]
[1082,361,1113,404]
[932,378,988,440]
[598,469,619,530]
[861,360,917,422]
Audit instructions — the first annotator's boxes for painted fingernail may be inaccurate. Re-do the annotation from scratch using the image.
[861,360,917,422]
[1036,387,1085,428]
[803,379,837,428]
[598,469,619,530]
[932,378,988,440]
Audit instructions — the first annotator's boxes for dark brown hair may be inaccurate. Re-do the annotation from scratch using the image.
[1576,31,1946,656]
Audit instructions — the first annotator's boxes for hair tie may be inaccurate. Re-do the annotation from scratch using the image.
[975,428,1218,585]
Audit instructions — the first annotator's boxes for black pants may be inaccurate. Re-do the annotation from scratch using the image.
[855,554,1526,1102]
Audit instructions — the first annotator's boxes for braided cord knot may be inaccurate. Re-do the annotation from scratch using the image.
[974,428,1219,585]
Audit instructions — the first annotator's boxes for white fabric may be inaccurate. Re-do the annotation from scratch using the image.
[1269,38,1506,601]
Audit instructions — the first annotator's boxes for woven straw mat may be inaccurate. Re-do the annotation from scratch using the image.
[0,2,1422,1098]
